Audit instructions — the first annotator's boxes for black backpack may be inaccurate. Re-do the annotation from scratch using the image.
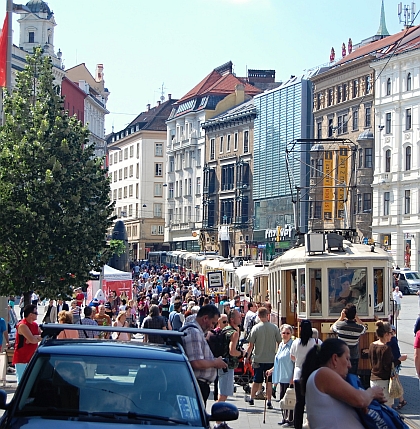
[245,314,257,339]
[206,328,229,358]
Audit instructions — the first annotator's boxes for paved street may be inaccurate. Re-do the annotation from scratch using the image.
[2,298,420,428]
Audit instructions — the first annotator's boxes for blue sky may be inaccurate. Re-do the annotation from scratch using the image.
[12,0,408,133]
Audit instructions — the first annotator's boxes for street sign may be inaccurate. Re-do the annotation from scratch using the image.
[207,271,223,289]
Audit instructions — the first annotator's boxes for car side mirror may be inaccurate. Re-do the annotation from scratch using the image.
[208,401,238,422]
[0,390,9,410]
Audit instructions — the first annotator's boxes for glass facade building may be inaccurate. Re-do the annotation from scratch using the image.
[253,71,321,237]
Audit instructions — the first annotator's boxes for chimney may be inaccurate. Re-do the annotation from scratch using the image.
[96,64,104,82]
[157,100,161,107]
[168,93,172,100]
[235,84,245,104]
[146,104,150,111]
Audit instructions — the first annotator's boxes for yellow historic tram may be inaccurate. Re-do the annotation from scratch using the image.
[267,234,393,380]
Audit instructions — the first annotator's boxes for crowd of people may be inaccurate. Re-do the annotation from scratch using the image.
[8,262,420,429]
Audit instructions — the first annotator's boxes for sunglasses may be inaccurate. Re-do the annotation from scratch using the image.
[282,332,291,335]
[221,321,228,324]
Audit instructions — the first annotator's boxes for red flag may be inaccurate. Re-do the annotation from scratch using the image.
[0,14,8,88]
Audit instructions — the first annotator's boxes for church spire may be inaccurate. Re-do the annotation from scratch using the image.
[376,0,390,36]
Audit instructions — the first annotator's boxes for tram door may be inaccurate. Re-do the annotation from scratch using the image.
[283,269,298,327]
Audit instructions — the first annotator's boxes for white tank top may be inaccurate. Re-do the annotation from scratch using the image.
[306,369,364,429]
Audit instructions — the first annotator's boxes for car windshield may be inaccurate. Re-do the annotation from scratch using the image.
[16,354,202,426]
[405,272,420,280]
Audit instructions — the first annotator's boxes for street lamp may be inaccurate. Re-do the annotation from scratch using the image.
[6,0,31,94]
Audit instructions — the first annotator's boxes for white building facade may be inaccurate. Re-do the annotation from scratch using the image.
[372,44,420,270]
[164,110,205,250]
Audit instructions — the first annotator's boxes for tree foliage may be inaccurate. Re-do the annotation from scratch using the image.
[0,48,115,298]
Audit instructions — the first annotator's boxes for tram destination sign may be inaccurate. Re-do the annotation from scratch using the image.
[207,271,223,289]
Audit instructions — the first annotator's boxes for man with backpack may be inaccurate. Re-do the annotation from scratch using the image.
[181,305,228,405]
[213,309,243,429]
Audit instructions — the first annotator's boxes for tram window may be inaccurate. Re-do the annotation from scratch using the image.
[328,268,367,315]
[374,269,384,313]
[309,268,322,315]
[298,268,306,313]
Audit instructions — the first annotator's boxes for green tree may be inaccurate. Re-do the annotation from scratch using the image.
[0,48,115,300]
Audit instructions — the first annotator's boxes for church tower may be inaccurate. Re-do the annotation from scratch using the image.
[17,0,58,58]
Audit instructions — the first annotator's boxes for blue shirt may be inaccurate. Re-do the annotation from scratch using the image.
[272,339,294,384]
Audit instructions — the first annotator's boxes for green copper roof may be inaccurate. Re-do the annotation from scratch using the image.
[376,0,390,36]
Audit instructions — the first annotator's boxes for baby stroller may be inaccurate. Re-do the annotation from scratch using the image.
[234,358,254,394]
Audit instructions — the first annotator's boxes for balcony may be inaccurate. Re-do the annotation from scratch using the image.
[378,173,390,184]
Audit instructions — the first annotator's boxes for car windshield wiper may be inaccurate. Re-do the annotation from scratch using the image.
[17,408,193,425]
[89,411,192,425]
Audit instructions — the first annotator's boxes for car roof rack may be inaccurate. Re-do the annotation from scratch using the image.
[40,323,186,346]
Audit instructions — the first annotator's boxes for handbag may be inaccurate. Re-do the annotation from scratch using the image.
[280,386,296,410]
[389,364,404,399]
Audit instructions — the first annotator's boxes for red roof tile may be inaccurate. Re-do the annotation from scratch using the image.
[177,68,261,103]
[335,25,420,65]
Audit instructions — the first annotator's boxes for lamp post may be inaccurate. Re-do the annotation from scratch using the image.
[6,1,31,94]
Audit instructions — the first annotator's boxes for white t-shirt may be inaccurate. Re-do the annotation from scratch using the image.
[290,337,321,380]
[393,290,402,304]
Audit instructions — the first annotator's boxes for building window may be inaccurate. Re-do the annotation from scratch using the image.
[118,188,122,199]
[352,109,358,130]
[328,89,333,106]
[124,148,128,160]
[169,156,174,172]
[358,149,363,169]
[317,121,322,139]
[113,189,117,200]
[197,149,201,167]
[129,165,133,177]
[337,113,348,134]
[385,149,391,172]
[221,165,235,191]
[219,136,224,153]
[210,138,215,160]
[129,184,133,197]
[123,186,127,198]
[168,183,174,198]
[234,133,238,150]
[405,146,411,170]
[352,79,359,98]
[342,84,347,101]
[196,177,201,194]
[226,135,231,152]
[385,112,391,134]
[154,183,163,197]
[155,143,163,156]
[384,192,390,216]
[364,148,373,168]
[365,107,371,127]
[363,193,372,212]
[386,78,391,96]
[29,31,34,43]
[406,108,412,130]
[129,145,134,157]
[310,201,322,219]
[328,118,333,137]
[155,163,163,176]
[405,190,411,214]
[154,203,162,217]
[316,93,321,109]
[118,169,122,180]
[407,73,412,91]
[123,167,128,179]
[365,75,371,94]
[337,86,342,103]
[243,130,249,153]
[357,194,362,213]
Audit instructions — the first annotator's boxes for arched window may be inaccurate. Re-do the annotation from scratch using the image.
[407,73,412,91]
[385,149,391,172]
[405,146,412,171]
[386,78,391,96]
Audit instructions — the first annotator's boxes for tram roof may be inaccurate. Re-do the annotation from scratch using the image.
[269,242,393,268]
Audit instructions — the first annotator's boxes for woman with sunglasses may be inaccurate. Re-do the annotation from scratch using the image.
[12,304,42,384]
[266,324,295,426]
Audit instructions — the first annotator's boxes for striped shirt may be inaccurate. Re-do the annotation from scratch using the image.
[332,320,366,352]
